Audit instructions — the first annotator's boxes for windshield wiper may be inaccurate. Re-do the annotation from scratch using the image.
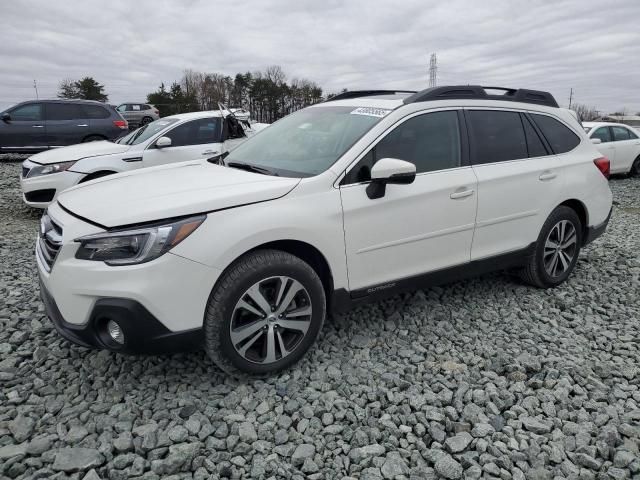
[226,162,277,176]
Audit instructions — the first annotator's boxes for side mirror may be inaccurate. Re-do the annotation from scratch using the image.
[366,158,416,199]
[155,136,172,149]
[590,138,602,145]
[1,112,10,123]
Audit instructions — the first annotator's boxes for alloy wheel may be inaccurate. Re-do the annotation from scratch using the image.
[543,220,577,277]
[229,276,313,365]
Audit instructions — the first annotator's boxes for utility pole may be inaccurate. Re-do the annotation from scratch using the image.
[568,88,573,109]
[33,80,39,99]
[429,53,437,88]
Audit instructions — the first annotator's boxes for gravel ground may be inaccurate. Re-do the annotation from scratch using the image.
[0,160,638,480]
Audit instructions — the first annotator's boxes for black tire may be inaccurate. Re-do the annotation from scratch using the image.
[520,206,583,288]
[82,135,106,143]
[204,249,326,376]
[141,116,154,126]
[630,156,640,177]
[79,171,115,183]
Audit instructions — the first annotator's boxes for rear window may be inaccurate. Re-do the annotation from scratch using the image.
[531,114,580,154]
[467,110,528,164]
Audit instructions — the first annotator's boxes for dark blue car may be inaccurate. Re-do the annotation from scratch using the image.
[0,99,128,153]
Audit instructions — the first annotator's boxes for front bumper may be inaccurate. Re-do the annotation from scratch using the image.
[37,203,222,353]
[21,162,85,208]
[39,279,202,353]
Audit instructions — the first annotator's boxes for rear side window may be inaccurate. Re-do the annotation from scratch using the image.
[611,126,633,141]
[522,115,548,158]
[81,105,110,119]
[530,114,580,154]
[467,110,527,164]
[45,103,84,121]
[591,127,612,143]
[142,105,151,111]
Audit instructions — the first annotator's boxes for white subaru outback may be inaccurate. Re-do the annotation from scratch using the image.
[37,86,613,375]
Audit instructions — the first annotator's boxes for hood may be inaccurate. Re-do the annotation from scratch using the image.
[57,160,301,228]
[29,141,130,165]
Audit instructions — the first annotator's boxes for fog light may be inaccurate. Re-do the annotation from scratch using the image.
[107,320,124,345]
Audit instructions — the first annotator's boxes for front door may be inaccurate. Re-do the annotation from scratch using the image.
[610,125,640,173]
[0,103,47,150]
[590,126,616,166]
[340,110,478,292]
[143,117,223,167]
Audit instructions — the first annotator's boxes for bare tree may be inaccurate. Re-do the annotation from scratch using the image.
[572,103,599,122]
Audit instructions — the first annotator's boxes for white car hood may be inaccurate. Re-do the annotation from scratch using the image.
[29,141,130,165]
[57,160,300,228]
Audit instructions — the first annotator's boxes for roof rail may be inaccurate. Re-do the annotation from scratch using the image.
[325,90,417,102]
[403,85,559,108]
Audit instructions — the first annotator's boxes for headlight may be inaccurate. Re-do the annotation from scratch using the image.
[27,161,76,178]
[74,215,205,265]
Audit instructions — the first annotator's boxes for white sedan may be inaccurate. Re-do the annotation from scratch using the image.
[20,111,268,208]
[583,122,640,176]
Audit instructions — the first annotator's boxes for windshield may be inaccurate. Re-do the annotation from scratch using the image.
[224,106,386,177]
[116,118,179,145]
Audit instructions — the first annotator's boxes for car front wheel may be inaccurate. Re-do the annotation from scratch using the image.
[520,206,582,288]
[204,250,326,376]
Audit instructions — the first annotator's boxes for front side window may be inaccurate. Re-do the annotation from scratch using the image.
[163,118,222,147]
[224,106,385,177]
[344,111,461,183]
[9,103,43,121]
[45,103,83,121]
[591,127,612,143]
[611,126,632,141]
[467,110,527,164]
[530,114,580,154]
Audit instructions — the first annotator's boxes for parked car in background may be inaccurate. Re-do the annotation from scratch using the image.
[583,122,640,176]
[116,103,160,129]
[36,85,612,375]
[0,100,128,152]
[20,111,268,207]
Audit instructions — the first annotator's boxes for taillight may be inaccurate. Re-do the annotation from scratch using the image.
[593,157,610,179]
[113,119,128,130]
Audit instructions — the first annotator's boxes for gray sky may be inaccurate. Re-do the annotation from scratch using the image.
[1,0,639,114]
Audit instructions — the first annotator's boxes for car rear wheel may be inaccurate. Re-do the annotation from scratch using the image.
[204,249,326,376]
[141,116,154,126]
[520,206,582,288]
[82,135,106,143]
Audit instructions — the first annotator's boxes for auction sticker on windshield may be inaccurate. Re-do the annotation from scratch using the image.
[350,107,392,118]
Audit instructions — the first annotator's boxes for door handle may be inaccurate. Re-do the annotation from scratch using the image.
[77,124,89,127]
[450,188,474,199]
[32,125,44,128]
[539,171,557,181]
[202,150,218,155]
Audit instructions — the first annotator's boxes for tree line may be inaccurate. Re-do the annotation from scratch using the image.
[146,66,323,122]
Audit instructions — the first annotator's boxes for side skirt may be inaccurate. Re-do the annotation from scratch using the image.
[331,242,536,313]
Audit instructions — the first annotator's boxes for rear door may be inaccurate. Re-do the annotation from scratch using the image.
[590,126,616,166]
[142,117,223,167]
[0,103,47,149]
[44,102,87,146]
[610,125,640,173]
[467,109,574,260]
[340,109,478,291]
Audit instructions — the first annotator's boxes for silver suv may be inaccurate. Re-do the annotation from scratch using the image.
[115,103,160,129]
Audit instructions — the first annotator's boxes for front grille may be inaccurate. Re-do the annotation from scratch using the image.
[37,214,63,271]
[22,166,30,178]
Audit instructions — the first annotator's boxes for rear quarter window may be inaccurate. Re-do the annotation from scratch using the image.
[81,105,111,119]
[530,114,580,154]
